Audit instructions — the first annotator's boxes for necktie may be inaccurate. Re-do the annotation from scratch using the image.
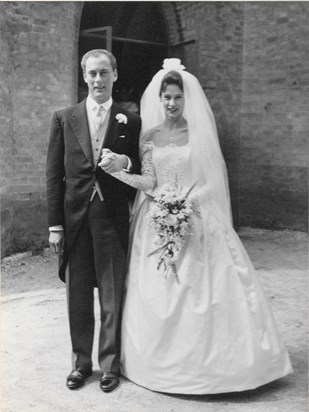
[94,105,105,130]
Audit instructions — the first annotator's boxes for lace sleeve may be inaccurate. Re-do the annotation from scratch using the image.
[110,142,156,191]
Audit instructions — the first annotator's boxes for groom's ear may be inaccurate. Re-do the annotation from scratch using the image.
[113,69,118,83]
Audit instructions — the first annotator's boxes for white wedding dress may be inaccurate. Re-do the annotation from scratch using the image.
[112,141,292,394]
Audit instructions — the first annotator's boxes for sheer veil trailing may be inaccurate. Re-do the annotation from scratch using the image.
[133,58,233,228]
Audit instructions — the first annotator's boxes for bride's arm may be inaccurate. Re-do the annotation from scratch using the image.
[104,144,156,191]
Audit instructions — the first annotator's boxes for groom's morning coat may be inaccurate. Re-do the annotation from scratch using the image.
[46,99,141,281]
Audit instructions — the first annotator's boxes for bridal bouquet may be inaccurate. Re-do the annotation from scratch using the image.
[148,180,199,282]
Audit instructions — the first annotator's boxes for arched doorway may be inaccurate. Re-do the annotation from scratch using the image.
[78,2,169,108]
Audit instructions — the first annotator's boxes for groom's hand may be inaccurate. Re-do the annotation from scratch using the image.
[99,152,128,173]
[49,231,65,254]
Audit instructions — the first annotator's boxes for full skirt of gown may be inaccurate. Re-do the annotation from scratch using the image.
[120,145,292,394]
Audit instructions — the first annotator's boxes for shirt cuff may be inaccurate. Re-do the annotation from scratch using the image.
[123,156,132,172]
[49,225,64,231]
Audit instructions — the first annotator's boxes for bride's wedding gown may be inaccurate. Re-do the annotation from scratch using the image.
[112,141,292,394]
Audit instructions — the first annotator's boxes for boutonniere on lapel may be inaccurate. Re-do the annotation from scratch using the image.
[115,113,128,138]
[115,113,128,124]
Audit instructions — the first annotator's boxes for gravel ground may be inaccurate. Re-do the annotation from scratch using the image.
[1,228,308,412]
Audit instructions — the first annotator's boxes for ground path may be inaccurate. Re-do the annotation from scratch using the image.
[1,228,308,412]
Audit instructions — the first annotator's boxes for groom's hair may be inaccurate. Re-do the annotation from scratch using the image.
[159,70,183,96]
[81,49,117,72]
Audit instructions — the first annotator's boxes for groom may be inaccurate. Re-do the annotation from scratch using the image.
[46,49,141,392]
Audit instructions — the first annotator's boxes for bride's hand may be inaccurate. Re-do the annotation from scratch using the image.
[188,192,199,209]
[98,149,115,170]
[99,149,128,173]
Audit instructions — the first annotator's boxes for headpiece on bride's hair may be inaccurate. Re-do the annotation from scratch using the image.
[139,58,233,225]
[162,58,186,72]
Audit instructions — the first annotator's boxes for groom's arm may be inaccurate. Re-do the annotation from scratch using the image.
[127,115,141,174]
[46,111,66,227]
[46,111,66,254]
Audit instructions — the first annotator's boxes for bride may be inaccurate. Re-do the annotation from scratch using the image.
[99,59,292,394]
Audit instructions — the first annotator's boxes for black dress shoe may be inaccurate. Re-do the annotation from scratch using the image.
[66,369,92,390]
[99,372,119,392]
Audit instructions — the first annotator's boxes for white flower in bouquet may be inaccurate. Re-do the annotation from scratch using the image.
[164,214,178,227]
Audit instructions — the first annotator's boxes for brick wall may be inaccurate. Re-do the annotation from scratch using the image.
[1,1,307,257]
[163,1,308,231]
[162,2,245,225]
[0,2,82,255]
[240,2,309,230]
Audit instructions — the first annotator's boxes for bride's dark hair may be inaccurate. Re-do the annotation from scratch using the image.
[159,70,183,96]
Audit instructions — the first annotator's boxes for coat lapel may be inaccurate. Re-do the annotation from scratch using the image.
[69,100,94,166]
[102,103,122,150]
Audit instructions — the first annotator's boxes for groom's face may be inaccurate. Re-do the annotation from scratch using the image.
[83,54,118,104]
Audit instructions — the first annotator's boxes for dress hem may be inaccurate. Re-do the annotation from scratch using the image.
[121,368,292,395]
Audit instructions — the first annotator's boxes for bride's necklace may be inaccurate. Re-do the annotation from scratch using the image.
[168,128,186,142]
[169,133,176,142]
[167,128,181,142]
[164,122,187,143]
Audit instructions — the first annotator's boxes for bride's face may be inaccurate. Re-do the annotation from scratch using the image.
[161,84,184,121]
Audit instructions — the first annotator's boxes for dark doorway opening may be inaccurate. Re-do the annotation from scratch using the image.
[78,2,169,108]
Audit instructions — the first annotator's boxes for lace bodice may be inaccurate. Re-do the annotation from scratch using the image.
[110,141,209,205]
[110,142,193,193]
[152,143,192,188]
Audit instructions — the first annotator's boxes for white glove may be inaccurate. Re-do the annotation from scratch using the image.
[99,148,116,167]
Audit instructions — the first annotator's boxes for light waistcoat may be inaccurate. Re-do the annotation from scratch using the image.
[86,96,113,201]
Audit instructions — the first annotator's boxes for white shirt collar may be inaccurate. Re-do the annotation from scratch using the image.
[86,96,113,112]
